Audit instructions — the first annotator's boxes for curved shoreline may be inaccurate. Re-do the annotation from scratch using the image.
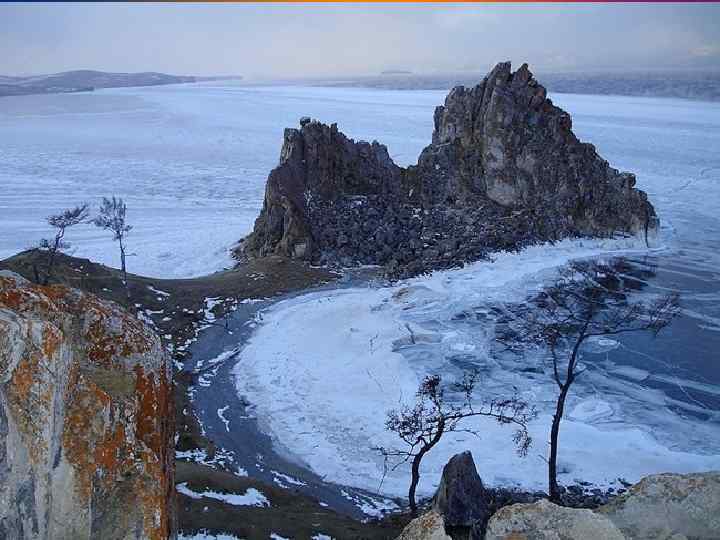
[183,285,403,520]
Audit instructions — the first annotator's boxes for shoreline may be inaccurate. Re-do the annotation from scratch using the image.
[2,242,716,537]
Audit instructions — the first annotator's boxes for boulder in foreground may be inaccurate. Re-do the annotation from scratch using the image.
[597,471,720,539]
[0,271,175,539]
[432,451,490,530]
[485,499,625,540]
[486,472,720,540]
[399,470,720,540]
[396,511,452,540]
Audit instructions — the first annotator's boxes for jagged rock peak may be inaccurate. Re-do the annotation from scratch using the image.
[238,61,657,278]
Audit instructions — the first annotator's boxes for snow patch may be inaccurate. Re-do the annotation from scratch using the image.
[176,483,270,507]
[178,532,244,540]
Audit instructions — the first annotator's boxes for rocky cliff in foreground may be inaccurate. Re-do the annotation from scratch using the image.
[238,62,656,278]
[0,271,175,539]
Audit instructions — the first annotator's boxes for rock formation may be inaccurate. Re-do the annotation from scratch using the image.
[0,271,175,540]
[238,61,656,278]
[401,471,720,540]
[432,452,489,533]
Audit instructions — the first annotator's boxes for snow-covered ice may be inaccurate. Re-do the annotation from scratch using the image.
[234,236,720,496]
[0,84,439,277]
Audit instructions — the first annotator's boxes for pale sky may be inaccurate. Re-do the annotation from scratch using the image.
[2,3,719,79]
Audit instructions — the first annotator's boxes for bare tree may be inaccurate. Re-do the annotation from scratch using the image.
[93,197,132,295]
[505,261,680,502]
[375,372,535,517]
[37,203,90,285]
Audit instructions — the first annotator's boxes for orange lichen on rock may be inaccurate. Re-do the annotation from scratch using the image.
[82,298,155,365]
[0,271,176,539]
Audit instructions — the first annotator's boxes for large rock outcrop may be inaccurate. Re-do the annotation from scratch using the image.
[485,472,720,540]
[239,61,656,277]
[597,472,720,539]
[0,271,175,539]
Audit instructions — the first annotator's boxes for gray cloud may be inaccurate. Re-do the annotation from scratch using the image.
[1,3,719,78]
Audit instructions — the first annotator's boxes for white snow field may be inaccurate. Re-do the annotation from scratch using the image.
[2,81,720,497]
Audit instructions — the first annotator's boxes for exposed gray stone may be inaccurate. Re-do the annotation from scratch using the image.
[480,472,720,540]
[484,499,626,540]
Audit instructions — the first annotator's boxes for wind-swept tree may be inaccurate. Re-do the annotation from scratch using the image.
[504,261,680,502]
[93,197,132,295]
[38,203,90,285]
[375,372,535,516]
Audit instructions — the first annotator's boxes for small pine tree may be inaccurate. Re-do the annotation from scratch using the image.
[93,197,133,296]
[38,203,90,285]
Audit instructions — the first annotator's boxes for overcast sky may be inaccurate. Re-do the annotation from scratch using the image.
[2,3,719,78]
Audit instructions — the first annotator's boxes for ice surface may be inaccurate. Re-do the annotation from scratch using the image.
[233,237,720,497]
[0,84,438,277]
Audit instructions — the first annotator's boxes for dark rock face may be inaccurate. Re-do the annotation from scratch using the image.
[433,451,490,529]
[238,62,656,278]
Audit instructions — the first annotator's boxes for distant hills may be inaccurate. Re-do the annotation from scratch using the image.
[329,69,720,102]
[0,70,242,97]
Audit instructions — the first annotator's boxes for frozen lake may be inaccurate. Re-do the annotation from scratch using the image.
[2,82,719,502]
[0,83,440,277]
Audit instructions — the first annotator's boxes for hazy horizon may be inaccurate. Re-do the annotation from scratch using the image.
[2,3,719,79]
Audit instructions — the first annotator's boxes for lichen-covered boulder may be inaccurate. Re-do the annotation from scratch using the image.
[396,511,452,540]
[485,499,625,540]
[0,271,175,540]
[598,472,720,539]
